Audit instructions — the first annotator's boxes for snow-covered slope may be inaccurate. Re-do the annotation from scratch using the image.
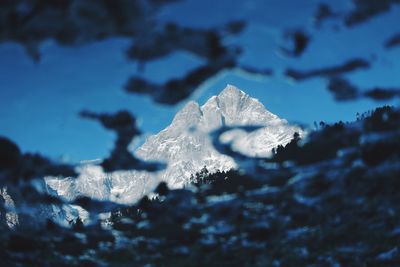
[46,85,303,205]
[135,85,302,187]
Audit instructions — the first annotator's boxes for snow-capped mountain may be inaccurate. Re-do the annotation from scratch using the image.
[46,85,303,205]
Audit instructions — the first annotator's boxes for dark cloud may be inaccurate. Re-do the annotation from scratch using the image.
[124,21,253,104]
[125,44,271,105]
[0,2,261,104]
[364,87,400,100]
[126,22,243,63]
[125,57,236,105]
[279,30,310,57]
[0,0,176,58]
[285,58,370,81]
[384,33,400,49]
[79,110,166,172]
[79,110,140,150]
[327,76,360,101]
[311,1,400,29]
[345,0,400,26]
[313,3,338,27]
[327,77,400,101]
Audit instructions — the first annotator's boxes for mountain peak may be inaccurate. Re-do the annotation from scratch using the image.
[46,85,303,205]
[171,100,202,127]
[180,100,201,113]
[218,84,246,99]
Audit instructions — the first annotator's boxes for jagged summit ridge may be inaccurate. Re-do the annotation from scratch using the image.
[46,85,303,205]
[135,84,301,187]
[171,100,202,128]
[173,84,280,132]
[213,85,277,126]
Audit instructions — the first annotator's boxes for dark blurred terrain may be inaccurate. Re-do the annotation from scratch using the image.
[1,0,400,266]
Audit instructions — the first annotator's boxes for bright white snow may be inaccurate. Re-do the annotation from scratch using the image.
[46,85,303,206]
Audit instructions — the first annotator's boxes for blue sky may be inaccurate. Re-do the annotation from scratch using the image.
[1,0,399,162]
